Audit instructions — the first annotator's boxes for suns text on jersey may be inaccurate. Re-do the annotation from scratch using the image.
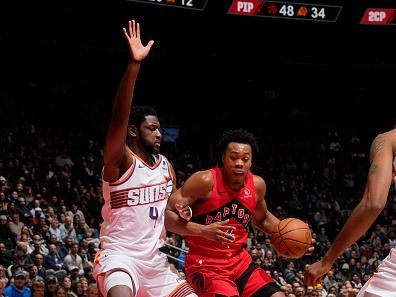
[110,180,173,209]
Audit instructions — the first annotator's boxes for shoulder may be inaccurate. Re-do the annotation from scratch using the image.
[253,174,266,189]
[189,170,214,188]
[370,130,395,161]
[253,174,266,198]
[179,170,215,199]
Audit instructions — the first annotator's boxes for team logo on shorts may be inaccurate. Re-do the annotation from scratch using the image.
[190,272,204,293]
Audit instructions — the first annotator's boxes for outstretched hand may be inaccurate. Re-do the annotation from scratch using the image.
[304,259,332,286]
[123,19,154,62]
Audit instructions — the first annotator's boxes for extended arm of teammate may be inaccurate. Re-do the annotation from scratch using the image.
[165,170,236,243]
[305,132,394,286]
[103,20,154,183]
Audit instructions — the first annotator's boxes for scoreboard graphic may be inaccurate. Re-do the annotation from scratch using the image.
[360,8,396,25]
[125,0,396,27]
[126,0,209,10]
[227,0,343,22]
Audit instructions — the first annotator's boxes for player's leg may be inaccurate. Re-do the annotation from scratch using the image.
[357,251,396,297]
[356,276,392,297]
[236,263,284,297]
[100,270,137,297]
[93,250,139,297]
[141,252,196,297]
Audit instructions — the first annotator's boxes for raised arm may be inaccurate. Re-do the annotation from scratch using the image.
[305,132,394,285]
[103,20,154,182]
[165,170,235,243]
[251,175,281,234]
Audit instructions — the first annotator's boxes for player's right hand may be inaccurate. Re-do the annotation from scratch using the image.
[200,219,236,243]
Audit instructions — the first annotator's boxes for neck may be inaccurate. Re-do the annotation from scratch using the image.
[129,144,156,166]
[221,170,244,192]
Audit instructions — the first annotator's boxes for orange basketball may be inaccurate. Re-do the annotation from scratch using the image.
[271,218,312,259]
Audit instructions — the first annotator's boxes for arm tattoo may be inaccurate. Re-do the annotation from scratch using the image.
[370,135,386,160]
[369,164,379,176]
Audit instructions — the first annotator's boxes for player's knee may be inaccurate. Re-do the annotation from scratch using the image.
[104,270,135,297]
[107,285,134,297]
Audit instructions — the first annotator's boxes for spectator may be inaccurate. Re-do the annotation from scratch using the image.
[31,280,45,297]
[32,254,46,280]
[63,244,83,276]
[8,213,24,240]
[0,278,6,297]
[45,275,58,297]
[59,217,76,243]
[28,265,44,282]
[44,244,64,272]
[4,270,31,297]
[0,243,13,268]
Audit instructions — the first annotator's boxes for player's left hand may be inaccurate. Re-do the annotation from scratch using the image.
[175,203,192,221]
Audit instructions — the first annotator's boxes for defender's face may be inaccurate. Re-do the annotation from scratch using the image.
[222,142,252,183]
[138,115,162,154]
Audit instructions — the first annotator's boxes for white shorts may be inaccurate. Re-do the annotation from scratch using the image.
[93,248,195,297]
[357,249,396,297]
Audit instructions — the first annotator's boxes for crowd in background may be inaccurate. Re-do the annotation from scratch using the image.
[0,122,395,297]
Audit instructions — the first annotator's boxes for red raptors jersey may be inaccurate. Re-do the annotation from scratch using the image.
[187,167,256,259]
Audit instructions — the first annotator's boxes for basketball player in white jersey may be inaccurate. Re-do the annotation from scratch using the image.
[305,127,396,297]
[92,20,196,297]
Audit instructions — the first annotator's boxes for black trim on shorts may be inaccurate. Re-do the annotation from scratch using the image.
[236,262,259,293]
[251,282,281,297]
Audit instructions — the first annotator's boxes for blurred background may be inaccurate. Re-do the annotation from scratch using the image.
[1,1,396,296]
[1,0,396,136]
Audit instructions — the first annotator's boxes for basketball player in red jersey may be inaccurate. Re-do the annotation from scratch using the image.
[165,129,286,297]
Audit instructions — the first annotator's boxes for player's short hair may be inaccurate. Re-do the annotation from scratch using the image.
[129,105,158,127]
[217,128,259,156]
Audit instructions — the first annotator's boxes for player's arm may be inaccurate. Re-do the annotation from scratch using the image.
[165,170,235,242]
[251,175,280,234]
[103,20,154,182]
[168,162,178,193]
[305,132,394,285]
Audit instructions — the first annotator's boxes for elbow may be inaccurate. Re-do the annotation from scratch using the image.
[364,197,386,215]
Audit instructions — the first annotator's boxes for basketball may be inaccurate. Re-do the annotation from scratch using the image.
[271,218,312,259]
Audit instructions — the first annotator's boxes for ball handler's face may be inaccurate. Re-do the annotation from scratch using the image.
[222,142,252,184]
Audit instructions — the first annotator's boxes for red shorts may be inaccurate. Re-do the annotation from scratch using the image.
[185,249,280,297]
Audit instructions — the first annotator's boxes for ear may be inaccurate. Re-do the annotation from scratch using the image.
[128,125,138,137]
[221,153,225,164]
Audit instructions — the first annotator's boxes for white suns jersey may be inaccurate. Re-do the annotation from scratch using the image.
[100,155,173,259]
